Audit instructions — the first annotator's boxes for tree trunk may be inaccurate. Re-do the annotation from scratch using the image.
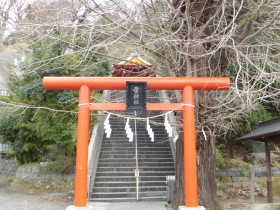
[171,1,230,209]
[172,134,185,208]
[197,134,222,209]
[172,130,221,210]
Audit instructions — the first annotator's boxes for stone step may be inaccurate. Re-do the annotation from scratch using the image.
[94,181,166,188]
[99,154,173,159]
[96,171,175,177]
[106,132,168,136]
[93,186,166,193]
[106,125,167,129]
[94,181,166,187]
[101,145,171,148]
[100,151,172,155]
[97,166,175,172]
[89,196,165,202]
[94,176,168,182]
[97,162,174,167]
[98,158,174,163]
[102,139,169,143]
[106,116,152,120]
[104,139,168,142]
[105,135,166,139]
[107,128,164,131]
[103,138,169,141]
[109,121,164,124]
[106,129,166,133]
[102,138,169,141]
[101,147,172,152]
[107,117,163,120]
[105,136,168,138]
[91,191,166,198]
[101,143,171,148]
[102,140,170,143]
[101,141,170,145]
[108,120,166,124]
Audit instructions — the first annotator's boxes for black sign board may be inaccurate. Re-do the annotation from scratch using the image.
[126,82,147,110]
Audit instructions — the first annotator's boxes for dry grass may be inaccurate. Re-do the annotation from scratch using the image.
[0,43,29,52]
[10,178,74,195]
[221,145,280,168]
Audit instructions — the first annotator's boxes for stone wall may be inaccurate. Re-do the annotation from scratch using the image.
[0,157,17,176]
[16,164,74,180]
[217,167,280,188]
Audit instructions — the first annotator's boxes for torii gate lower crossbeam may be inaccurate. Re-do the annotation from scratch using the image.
[43,77,230,210]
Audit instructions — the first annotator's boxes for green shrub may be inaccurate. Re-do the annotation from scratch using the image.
[216,148,225,168]
[0,32,110,164]
[40,155,75,174]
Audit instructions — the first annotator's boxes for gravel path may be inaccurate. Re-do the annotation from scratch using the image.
[0,188,167,210]
[0,177,168,210]
[0,190,69,210]
[0,186,168,210]
[0,179,70,210]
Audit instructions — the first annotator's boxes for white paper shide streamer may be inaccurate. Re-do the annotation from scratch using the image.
[125,118,133,142]
[146,119,154,142]
[164,114,173,138]
[104,114,112,138]
[202,127,207,141]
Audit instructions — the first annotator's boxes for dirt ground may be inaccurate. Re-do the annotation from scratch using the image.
[0,176,71,210]
[1,176,280,210]
[221,197,280,209]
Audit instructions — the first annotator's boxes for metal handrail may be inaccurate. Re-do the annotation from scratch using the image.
[134,111,140,201]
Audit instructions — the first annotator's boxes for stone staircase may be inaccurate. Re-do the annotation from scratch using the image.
[90,91,175,202]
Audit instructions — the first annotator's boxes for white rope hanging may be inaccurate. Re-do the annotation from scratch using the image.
[88,102,190,142]
[125,118,133,142]
[82,103,194,120]
[164,114,173,138]
[146,119,154,142]
[104,114,112,138]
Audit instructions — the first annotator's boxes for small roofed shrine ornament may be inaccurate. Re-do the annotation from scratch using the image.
[112,51,155,77]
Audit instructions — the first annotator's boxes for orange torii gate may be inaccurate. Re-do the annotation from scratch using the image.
[43,77,230,210]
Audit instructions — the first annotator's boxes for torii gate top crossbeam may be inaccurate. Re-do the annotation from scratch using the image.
[43,77,230,90]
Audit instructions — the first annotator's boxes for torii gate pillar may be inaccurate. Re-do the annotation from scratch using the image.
[43,77,230,210]
[75,86,91,207]
[183,86,198,207]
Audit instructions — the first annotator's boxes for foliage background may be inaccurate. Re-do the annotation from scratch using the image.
[0,33,110,164]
